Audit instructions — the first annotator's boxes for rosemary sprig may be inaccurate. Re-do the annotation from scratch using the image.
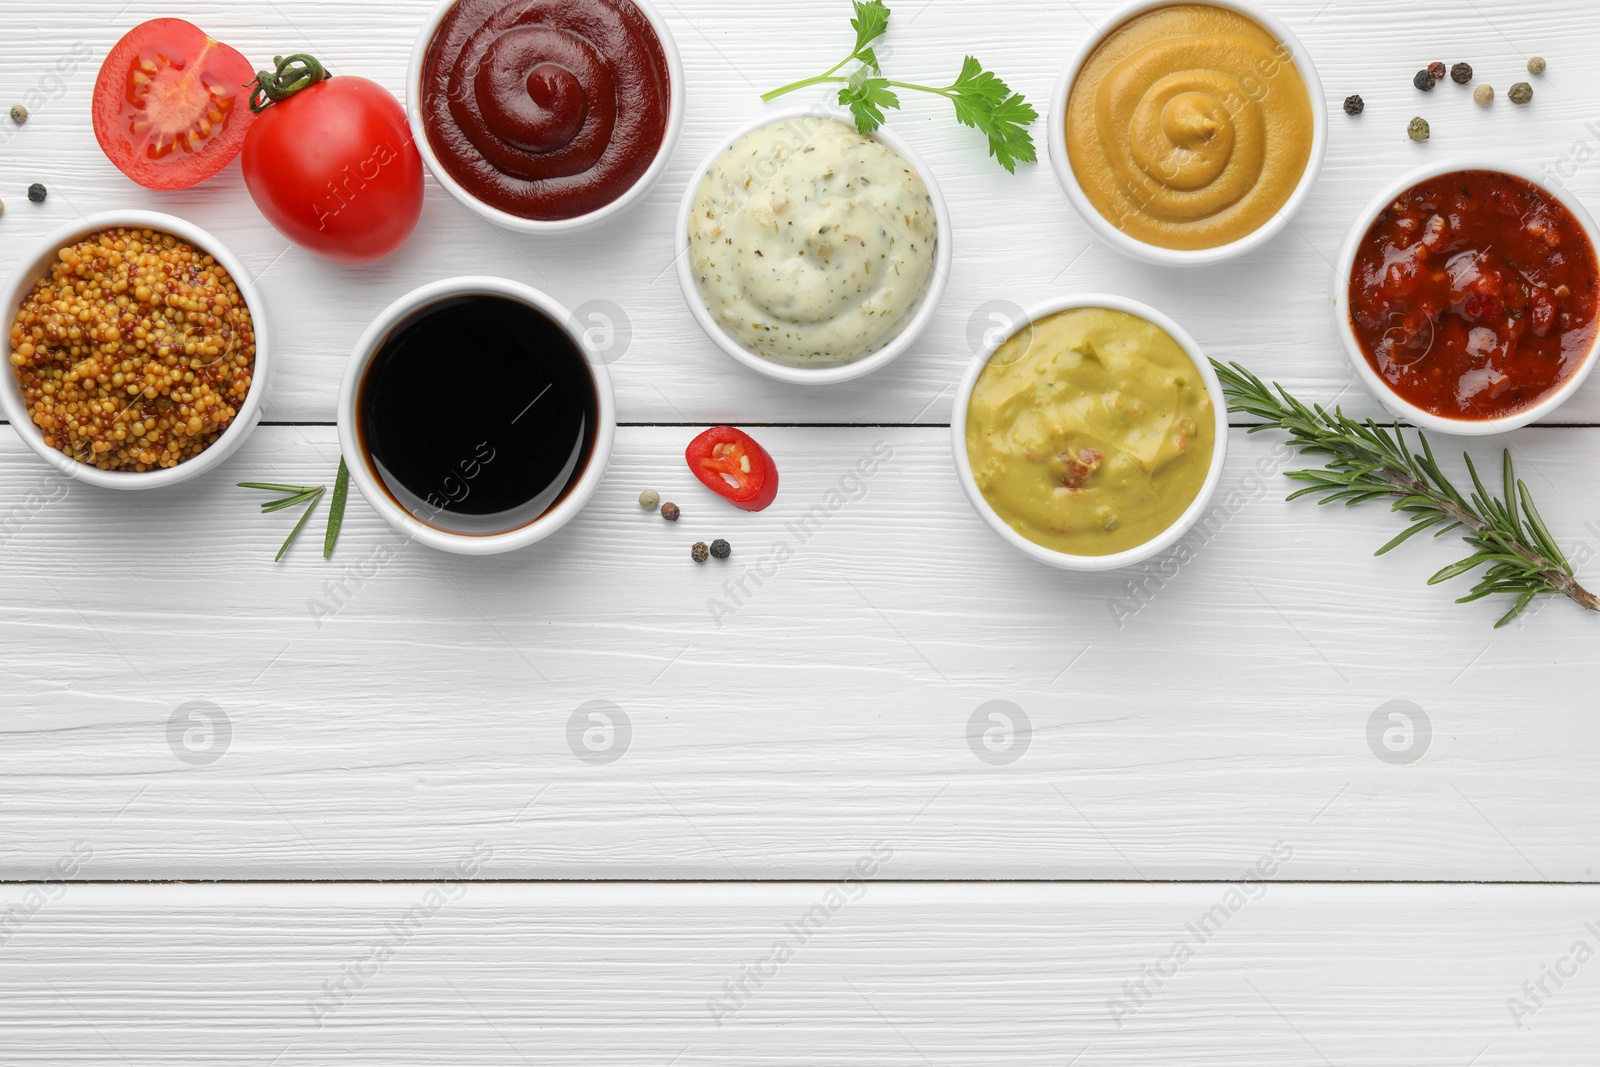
[239,481,326,562]
[1212,359,1599,627]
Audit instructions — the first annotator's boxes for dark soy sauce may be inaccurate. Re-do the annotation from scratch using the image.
[357,294,597,535]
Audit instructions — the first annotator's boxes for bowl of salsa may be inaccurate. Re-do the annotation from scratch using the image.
[1336,160,1600,434]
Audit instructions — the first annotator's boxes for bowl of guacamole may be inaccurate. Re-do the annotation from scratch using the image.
[952,295,1229,570]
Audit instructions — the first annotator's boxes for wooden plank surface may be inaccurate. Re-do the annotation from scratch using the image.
[2,0,1599,426]
[4,425,1597,880]
[1,882,1596,1065]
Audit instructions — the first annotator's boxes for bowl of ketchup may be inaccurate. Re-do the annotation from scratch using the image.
[1336,158,1600,434]
[408,0,683,233]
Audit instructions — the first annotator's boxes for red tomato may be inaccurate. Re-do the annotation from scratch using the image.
[686,427,779,512]
[241,74,424,264]
[91,19,257,191]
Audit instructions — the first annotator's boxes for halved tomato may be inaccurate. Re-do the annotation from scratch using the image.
[91,19,257,190]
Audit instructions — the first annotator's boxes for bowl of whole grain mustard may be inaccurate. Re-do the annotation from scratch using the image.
[952,294,1228,570]
[1049,0,1326,265]
[0,211,268,489]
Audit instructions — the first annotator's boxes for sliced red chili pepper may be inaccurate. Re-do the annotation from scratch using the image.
[685,426,779,512]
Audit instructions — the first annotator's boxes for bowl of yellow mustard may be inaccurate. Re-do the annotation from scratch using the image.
[1049,0,1326,265]
[952,295,1229,570]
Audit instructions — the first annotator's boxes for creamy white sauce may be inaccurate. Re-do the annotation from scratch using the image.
[688,117,937,367]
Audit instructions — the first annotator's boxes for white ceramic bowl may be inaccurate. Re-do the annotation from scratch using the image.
[951,294,1230,571]
[336,276,615,556]
[674,105,954,386]
[0,210,270,490]
[1047,0,1327,266]
[407,0,684,234]
[1334,157,1600,436]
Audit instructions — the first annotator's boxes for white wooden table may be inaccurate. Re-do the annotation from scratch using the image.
[3,0,1598,1061]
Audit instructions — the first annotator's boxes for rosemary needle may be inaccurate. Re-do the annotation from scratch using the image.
[1212,359,1599,627]
[274,487,325,563]
[238,481,327,561]
[324,458,349,559]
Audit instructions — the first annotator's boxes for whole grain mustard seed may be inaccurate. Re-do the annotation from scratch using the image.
[638,488,660,509]
[1474,83,1495,106]
[1408,116,1431,141]
[8,226,256,472]
[8,104,27,124]
[1527,56,1547,75]
[1509,81,1534,105]
[691,541,709,563]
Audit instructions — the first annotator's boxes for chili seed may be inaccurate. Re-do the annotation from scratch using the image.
[1343,94,1364,115]
[710,539,731,560]
[1413,70,1436,92]
[1407,116,1430,141]
[26,183,46,203]
[661,502,680,522]
[1474,83,1494,106]
[691,541,709,563]
[639,488,660,509]
[1527,56,1547,75]
[1509,82,1533,105]
[1451,62,1473,84]
[1426,61,1446,80]
[8,104,26,124]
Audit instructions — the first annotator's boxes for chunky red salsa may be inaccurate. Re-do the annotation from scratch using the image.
[1348,169,1600,420]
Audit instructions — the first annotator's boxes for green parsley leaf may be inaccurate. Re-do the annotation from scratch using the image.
[761,4,1036,173]
[850,0,891,55]
[946,57,1038,173]
[839,73,900,133]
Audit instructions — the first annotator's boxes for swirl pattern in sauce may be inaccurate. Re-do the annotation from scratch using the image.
[422,0,670,220]
[1066,4,1313,251]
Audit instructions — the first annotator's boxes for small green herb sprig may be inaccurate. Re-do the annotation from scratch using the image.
[761,0,1038,173]
[1214,360,1599,627]
[239,458,349,562]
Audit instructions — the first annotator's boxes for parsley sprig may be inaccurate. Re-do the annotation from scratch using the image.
[761,0,1037,173]
[1215,360,1598,627]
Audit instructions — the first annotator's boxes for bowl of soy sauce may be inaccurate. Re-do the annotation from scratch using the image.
[337,276,616,555]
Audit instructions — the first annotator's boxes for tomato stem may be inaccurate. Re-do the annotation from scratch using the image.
[248,54,329,114]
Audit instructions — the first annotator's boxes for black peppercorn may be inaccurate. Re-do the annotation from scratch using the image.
[1343,94,1364,115]
[709,539,731,559]
[1451,62,1473,84]
[660,501,680,522]
[1427,61,1446,80]
[1413,69,1436,91]
[691,541,709,563]
[26,182,46,203]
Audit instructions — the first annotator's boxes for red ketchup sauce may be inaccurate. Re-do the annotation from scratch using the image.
[421,0,670,220]
[1347,169,1600,421]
